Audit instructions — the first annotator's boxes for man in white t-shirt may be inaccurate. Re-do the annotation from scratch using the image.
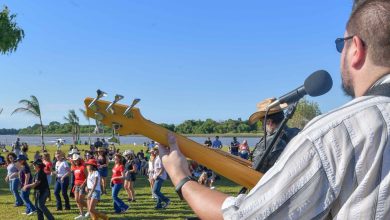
[152,148,170,209]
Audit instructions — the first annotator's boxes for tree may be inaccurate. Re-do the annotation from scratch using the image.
[64,109,80,144]
[80,108,92,145]
[12,95,45,150]
[0,6,25,54]
[288,99,321,129]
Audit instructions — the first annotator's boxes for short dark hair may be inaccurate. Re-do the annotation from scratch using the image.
[347,0,390,66]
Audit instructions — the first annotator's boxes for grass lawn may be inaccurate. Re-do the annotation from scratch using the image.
[0,144,242,219]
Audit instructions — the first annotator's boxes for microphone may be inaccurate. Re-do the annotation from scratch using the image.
[268,70,333,109]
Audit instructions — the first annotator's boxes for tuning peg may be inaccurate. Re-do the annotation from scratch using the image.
[123,98,141,118]
[106,94,124,114]
[88,89,108,112]
[94,112,105,121]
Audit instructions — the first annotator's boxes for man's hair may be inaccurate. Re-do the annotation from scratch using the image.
[267,111,285,125]
[347,0,390,66]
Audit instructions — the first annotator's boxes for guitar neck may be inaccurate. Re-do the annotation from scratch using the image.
[136,119,262,189]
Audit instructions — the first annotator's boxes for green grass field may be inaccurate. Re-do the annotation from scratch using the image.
[0,144,242,219]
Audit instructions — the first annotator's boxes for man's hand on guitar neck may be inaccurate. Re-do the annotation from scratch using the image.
[159,133,228,220]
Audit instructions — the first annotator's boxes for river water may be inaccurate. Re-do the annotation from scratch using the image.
[0,135,261,148]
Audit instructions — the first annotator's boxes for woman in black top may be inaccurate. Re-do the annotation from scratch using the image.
[123,151,138,202]
[23,159,54,220]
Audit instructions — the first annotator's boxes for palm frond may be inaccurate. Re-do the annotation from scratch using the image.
[11,107,38,117]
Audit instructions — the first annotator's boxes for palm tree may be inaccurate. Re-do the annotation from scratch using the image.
[64,109,80,145]
[80,108,92,145]
[12,95,45,150]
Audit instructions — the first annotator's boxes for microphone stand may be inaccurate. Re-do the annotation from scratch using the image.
[238,101,299,195]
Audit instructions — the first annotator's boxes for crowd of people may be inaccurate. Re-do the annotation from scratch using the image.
[3,137,174,220]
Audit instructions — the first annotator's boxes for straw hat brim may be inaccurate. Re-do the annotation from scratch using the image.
[248,98,288,125]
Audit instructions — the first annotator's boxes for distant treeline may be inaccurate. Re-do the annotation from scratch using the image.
[1,99,321,135]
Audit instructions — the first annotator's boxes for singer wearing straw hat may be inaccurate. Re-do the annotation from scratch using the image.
[249,98,299,173]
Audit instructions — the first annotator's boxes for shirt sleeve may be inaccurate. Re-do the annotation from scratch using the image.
[221,137,334,220]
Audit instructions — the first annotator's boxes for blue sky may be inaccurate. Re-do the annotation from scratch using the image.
[1,0,354,129]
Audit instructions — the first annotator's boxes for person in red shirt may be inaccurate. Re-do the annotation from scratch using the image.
[71,154,88,220]
[42,152,53,201]
[110,154,129,213]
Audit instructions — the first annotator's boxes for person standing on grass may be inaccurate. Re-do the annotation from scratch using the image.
[53,150,71,211]
[148,149,156,199]
[110,153,129,213]
[229,137,240,156]
[42,152,53,201]
[22,159,54,220]
[96,147,108,195]
[85,159,108,220]
[13,137,21,157]
[71,154,89,220]
[16,154,37,215]
[212,136,223,149]
[5,152,23,207]
[152,147,170,209]
[123,150,138,202]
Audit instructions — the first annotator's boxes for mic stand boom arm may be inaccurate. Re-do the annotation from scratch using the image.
[238,101,299,195]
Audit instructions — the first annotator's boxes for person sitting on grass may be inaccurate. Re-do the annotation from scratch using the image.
[0,152,6,166]
[110,153,130,213]
[71,154,89,220]
[16,154,37,215]
[85,158,108,220]
[5,152,23,207]
[22,159,54,220]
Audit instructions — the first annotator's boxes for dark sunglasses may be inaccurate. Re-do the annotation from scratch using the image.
[335,36,354,53]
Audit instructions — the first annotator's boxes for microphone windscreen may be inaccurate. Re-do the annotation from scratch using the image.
[304,70,333,97]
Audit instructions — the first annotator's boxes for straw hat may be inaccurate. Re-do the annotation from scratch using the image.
[248,98,288,125]
[97,147,105,152]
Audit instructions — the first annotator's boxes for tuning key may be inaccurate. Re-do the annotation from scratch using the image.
[123,98,141,118]
[106,94,124,114]
[88,89,107,112]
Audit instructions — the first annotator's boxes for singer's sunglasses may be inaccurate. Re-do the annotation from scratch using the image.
[335,36,354,53]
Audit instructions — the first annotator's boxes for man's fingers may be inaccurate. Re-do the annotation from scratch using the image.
[168,132,179,150]
[158,143,170,156]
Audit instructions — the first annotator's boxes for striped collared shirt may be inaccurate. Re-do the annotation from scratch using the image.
[222,81,390,219]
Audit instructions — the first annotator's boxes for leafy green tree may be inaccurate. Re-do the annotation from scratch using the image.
[288,99,321,129]
[12,95,45,150]
[0,6,24,54]
[80,108,92,145]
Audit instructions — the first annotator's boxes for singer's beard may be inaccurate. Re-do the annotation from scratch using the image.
[341,56,355,98]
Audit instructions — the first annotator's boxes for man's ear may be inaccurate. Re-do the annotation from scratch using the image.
[350,36,366,69]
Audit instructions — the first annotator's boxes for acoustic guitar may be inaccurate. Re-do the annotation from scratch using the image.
[84,96,262,189]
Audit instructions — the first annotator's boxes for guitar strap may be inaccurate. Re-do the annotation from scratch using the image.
[364,83,390,97]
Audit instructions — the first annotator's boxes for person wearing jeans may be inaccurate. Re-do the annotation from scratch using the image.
[152,148,170,209]
[23,159,54,220]
[16,154,37,215]
[5,152,23,206]
[111,154,129,213]
[53,150,71,210]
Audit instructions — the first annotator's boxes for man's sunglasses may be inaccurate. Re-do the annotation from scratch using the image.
[335,36,354,53]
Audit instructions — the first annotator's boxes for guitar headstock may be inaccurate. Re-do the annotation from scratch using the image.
[84,90,144,135]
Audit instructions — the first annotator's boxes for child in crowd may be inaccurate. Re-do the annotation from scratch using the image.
[85,158,108,220]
